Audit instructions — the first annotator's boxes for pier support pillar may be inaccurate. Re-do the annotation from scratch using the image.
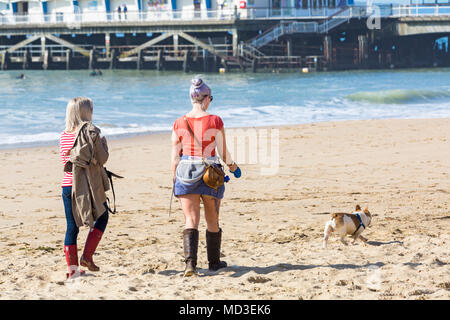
[156,50,163,71]
[66,49,71,70]
[43,49,49,70]
[232,29,239,57]
[105,33,111,58]
[251,58,257,73]
[173,34,179,56]
[41,36,46,57]
[1,51,9,70]
[183,50,190,72]
[23,49,30,70]
[358,35,368,68]
[323,35,332,69]
[110,49,117,69]
[287,38,292,57]
[137,49,143,70]
[89,49,95,70]
[203,49,208,72]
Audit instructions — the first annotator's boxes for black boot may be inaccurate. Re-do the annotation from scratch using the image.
[183,228,198,277]
[206,228,227,271]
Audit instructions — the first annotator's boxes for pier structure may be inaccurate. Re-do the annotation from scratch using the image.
[0,1,449,71]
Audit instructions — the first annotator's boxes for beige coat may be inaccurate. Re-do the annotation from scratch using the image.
[68,122,110,228]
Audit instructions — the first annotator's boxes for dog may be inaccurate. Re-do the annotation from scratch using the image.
[323,205,372,248]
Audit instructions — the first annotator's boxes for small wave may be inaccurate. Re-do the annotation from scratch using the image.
[100,125,171,136]
[0,132,60,145]
[345,89,450,104]
[0,125,171,148]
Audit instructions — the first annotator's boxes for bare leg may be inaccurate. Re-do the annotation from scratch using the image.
[179,194,201,229]
[202,195,220,232]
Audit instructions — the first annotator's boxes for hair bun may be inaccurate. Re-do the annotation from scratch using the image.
[191,77,204,89]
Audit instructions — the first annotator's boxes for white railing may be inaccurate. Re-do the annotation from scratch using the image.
[391,5,450,17]
[0,5,450,26]
[248,7,350,48]
[0,9,237,26]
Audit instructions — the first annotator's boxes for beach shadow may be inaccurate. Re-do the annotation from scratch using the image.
[225,263,319,278]
[433,216,450,220]
[313,212,331,215]
[157,262,386,278]
[367,240,403,246]
[326,262,385,270]
[158,270,183,276]
[224,261,385,278]
[403,262,422,268]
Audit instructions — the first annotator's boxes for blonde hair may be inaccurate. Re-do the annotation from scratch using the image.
[65,97,93,132]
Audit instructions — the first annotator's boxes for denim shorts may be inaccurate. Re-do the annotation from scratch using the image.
[174,156,225,199]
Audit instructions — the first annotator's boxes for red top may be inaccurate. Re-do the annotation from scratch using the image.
[60,131,76,187]
[173,114,224,157]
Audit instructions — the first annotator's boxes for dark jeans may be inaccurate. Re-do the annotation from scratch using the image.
[62,186,109,246]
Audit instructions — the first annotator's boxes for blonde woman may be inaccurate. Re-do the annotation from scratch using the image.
[60,97,110,279]
[171,77,241,277]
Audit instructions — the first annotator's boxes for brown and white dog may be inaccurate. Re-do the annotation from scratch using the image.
[323,205,372,248]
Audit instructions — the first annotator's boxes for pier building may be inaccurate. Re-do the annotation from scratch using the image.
[0,1,449,71]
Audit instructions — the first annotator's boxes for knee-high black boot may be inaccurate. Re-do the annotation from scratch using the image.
[183,228,199,277]
[206,228,227,271]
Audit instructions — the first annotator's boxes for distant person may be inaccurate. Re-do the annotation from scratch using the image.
[171,77,241,277]
[117,5,122,21]
[17,73,26,79]
[123,4,128,20]
[60,97,111,279]
[90,69,103,76]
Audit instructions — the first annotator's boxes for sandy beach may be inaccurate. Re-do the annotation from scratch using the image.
[0,118,449,300]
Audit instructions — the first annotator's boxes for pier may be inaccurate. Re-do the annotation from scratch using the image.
[0,2,449,72]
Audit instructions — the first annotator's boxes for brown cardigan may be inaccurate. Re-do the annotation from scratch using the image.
[66,122,110,228]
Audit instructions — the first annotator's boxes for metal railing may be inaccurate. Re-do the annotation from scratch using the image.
[1,5,450,27]
[248,7,351,49]
[391,4,450,17]
[0,9,237,26]
[318,7,351,33]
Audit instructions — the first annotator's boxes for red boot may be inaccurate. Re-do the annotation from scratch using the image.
[80,228,103,272]
[64,245,85,279]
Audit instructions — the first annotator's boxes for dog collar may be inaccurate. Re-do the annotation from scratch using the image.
[352,213,366,236]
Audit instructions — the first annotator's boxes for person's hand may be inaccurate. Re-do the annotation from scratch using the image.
[228,162,238,173]
[230,166,241,178]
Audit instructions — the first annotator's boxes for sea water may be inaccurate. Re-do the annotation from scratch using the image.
[0,68,449,148]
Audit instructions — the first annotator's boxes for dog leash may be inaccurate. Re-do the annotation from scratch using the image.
[105,168,124,214]
[168,179,175,217]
